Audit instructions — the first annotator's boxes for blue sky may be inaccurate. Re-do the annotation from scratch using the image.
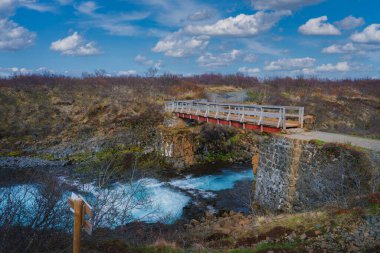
[0,0,379,78]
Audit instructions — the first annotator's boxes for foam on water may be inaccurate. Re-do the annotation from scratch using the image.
[1,179,190,227]
[1,168,252,226]
[169,169,253,192]
[132,178,191,223]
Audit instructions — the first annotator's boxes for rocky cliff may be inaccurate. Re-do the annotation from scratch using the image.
[160,118,259,169]
[253,136,380,212]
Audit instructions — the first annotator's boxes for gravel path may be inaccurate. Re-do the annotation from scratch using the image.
[285,131,380,152]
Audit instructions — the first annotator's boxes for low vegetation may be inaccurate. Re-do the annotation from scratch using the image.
[1,74,379,156]
[1,74,380,252]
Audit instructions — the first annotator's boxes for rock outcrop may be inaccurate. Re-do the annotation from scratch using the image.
[254,136,380,211]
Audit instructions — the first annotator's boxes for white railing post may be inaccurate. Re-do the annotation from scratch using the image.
[195,103,199,115]
[215,105,219,118]
[168,100,304,130]
[300,107,304,128]
[258,107,263,125]
[205,104,209,117]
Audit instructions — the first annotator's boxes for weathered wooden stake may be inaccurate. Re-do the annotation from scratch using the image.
[73,199,83,253]
[68,193,93,253]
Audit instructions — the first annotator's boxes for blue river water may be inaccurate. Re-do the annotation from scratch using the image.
[0,168,253,227]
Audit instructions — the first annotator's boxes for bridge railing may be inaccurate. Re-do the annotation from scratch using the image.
[165,100,304,129]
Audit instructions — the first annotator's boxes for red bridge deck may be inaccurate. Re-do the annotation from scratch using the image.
[165,100,304,133]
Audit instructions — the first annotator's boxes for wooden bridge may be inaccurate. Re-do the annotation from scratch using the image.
[165,100,304,133]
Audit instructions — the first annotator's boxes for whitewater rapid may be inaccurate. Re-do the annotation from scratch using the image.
[0,168,253,227]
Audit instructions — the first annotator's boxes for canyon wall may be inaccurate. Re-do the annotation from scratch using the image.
[159,118,380,212]
[160,120,258,169]
[253,137,380,212]
[160,129,199,168]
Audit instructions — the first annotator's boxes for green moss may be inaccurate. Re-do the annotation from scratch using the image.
[227,134,241,145]
[310,139,325,146]
[129,246,185,253]
[369,203,380,215]
[98,239,185,253]
[69,151,94,163]
[68,145,144,163]
[137,151,169,169]
[163,126,193,135]
[229,241,299,253]
[34,153,55,161]
[95,145,143,160]
[6,151,23,157]
[204,152,233,163]
[246,90,264,103]
[281,91,293,98]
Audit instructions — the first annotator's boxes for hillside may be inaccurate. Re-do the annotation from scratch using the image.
[1,75,379,154]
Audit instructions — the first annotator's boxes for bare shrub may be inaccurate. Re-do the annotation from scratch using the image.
[0,176,71,253]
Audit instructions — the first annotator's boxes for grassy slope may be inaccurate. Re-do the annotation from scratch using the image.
[1,75,379,154]
[81,204,380,253]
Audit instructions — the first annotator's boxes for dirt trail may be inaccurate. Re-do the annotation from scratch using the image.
[285,131,380,152]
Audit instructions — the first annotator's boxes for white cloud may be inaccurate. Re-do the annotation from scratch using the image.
[9,67,31,74]
[0,0,54,17]
[76,1,98,15]
[197,49,241,67]
[238,66,260,74]
[0,66,56,76]
[136,0,218,27]
[50,32,100,56]
[75,3,149,36]
[243,39,286,56]
[322,43,357,54]
[135,55,163,69]
[117,70,137,76]
[292,61,351,75]
[296,68,316,75]
[0,0,17,16]
[152,32,209,57]
[184,11,291,37]
[351,24,380,43]
[243,54,257,63]
[0,18,36,50]
[21,1,54,12]
[187,10,212,21]
[335,15,365,30]
[35,67,55,74]
[153,11,290,58]
[298,16,341,35]
[264,57,316,71]
[316,61,350,72]
[251,0,323,10]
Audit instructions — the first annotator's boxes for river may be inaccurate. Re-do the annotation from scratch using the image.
[0,166,254,228]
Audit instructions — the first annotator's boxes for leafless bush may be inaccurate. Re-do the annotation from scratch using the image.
[76,149,164,229]
[369,151,380,193]
[0,176,71,253]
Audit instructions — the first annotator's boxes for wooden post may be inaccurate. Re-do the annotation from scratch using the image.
[73,199,83,253]
[68,193,93,253]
